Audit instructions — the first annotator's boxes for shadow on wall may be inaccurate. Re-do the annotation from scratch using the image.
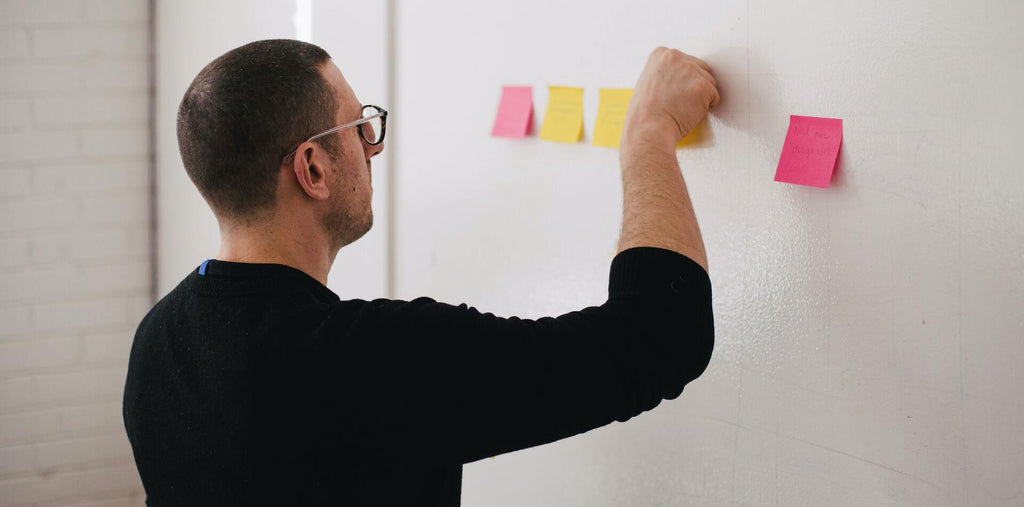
[704,46,781,152]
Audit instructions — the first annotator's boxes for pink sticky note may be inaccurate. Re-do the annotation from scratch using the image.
[491,86,533,138]
[775,115,843,188]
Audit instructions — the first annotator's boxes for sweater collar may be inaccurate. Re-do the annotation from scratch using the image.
[193,258,340,303]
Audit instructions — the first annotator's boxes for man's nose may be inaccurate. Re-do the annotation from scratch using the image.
[366,140,384,160]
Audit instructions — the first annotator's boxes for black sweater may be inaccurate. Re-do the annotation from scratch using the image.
[123,247,714,506]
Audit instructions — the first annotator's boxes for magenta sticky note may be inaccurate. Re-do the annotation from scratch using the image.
[774,115,843,188]
[491,86,533,138]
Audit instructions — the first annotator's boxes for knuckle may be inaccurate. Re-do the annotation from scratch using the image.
[700,81,716,97]
[708,87,721,107]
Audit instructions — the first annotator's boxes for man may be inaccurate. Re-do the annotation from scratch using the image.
[124,39,719,506]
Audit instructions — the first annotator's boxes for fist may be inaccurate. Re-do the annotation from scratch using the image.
[623,48,720,151]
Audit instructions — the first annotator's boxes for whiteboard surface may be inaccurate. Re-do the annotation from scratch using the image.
[392,0,1024,505]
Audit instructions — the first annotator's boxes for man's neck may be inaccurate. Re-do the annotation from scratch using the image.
[215,219,336,286]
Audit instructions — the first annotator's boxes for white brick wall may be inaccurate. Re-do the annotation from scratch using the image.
[0,0,149,505]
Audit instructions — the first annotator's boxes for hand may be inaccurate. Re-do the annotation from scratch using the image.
[622,48,720,153]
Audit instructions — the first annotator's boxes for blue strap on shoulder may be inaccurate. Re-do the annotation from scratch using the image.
[198,259,211,276]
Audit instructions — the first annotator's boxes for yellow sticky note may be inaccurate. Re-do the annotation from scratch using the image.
[539,86,584,143]
[677,120,708,148]
[592,88,633,148]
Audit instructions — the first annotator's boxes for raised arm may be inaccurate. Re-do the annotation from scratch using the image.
[321,49,720,466]
[618,47,720,271]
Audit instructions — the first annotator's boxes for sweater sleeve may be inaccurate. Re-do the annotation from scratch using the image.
[334,247,713,465]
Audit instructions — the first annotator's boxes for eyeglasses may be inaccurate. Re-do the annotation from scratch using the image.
[282,104,387,163]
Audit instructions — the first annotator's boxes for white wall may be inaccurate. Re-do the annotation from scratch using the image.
[312,1,391,300]
[0,0,150,504]
[393,1,1023,506]
[154,0,294,295]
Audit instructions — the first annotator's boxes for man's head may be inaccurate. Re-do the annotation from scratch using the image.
[177,39,380,249]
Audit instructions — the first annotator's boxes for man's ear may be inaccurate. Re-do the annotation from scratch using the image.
[291,143,330,201]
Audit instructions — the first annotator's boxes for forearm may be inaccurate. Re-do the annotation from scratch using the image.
[615,48,717,272]
[618,137,707,271]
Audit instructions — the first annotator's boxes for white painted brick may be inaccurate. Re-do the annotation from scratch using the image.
[0,402,122,446]
[0,375,32,409]
[0,62,82,94]
[0,267,69,302]
[0,167,31,198]
[0,235,30,268]
[76,462,141,497]
[59,402,124,436]
[0,365,127,411]
[120,226,149,262]
[0,60,147,95]
[80,127,146,158]
[81,58,147,91]
[33,94,146,128]
[0,336,78,374]
[0,265,76,304]
[32,160,147,196]
[0,129,79,164]
[0,1,151,504]
[0,442,34,476]
[0,408,61,445]
[0,0,83,26]
[3,193,145,237]
[31,227,146,264]
[76,463,143,501]
[54,434,133,469]
[28,232,75,265]
[79,193,147,227]
[0,98,30,128]
[61,228,147,264]
[0,28,30,59]
[0,433,132,476]
[33,297,128,333]
[125,293,150,324]
[0,198,78,233]
[78,261,149,297]
[31,26,146,59]
[81,330,131,364]
[67,495,144,507]
[0,463,140,507]
[0,305,31,337]
[84,0,147,23]
[3,262,150,306]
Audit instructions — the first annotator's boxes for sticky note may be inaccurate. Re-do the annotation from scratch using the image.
[540,86,584,143]
[592,88,633,148]
[677,120,708,148]
[774,115,843,188]
[491,86,533,138]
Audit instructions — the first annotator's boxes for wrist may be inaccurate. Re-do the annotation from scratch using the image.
[620,133,678,163]
[621,122,680,159]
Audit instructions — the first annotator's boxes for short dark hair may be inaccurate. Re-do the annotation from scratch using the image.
[177,39,339,220]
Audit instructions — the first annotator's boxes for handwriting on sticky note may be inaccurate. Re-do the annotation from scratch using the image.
[539,86,584,143]
[774,115,843,188]
[491,86,533,138]
[592,88,633,148]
